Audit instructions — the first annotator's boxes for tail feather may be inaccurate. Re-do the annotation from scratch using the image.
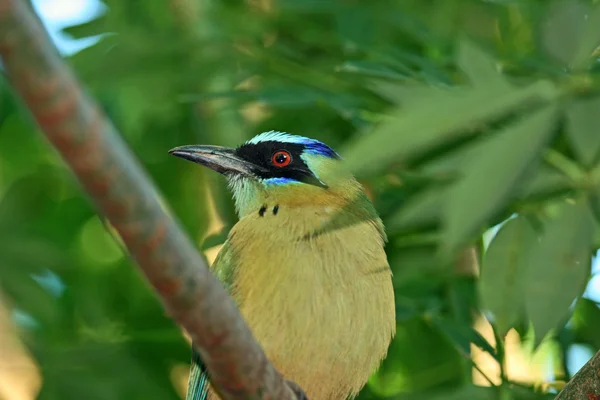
[186,349,210,400]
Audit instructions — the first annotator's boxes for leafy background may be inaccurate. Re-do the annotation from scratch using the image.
[1,0,600,399]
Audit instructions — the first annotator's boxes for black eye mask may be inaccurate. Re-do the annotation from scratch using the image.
[235,141,329,188]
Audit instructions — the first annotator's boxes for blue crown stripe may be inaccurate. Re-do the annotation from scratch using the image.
[247,131,340,159]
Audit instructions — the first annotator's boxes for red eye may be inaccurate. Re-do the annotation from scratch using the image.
[272,150,292,167]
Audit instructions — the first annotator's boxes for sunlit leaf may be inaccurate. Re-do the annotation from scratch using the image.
[565,96,600,166]
[481,217,537,336]
[524,200,594,344]
[442,104,558,253]
[78,216,125,265]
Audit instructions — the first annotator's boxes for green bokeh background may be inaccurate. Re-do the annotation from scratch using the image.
[2,0,600,399]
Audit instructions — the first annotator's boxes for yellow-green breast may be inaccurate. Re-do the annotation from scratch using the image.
[209,196,395,399]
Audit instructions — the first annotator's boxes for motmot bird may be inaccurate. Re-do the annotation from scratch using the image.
[169,131,396,400]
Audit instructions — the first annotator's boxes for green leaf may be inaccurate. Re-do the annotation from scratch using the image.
[442,105,558,253]
[571,4,600,69]
[342,79,558,178]
[457,40,507,89]
[541,0,600,69]
[395,385,497,400]
[369,317,464,395]
[367,79,429,105]
[524,200,594,344]
[565,96,600,166]
[385,188,443,233]
[1,267,60,326]
[433,317,498,360]
[518,164,574,200]
[61,15,108,40]
[542,0,589,66]
[510,385,556,400]
[336,61,411,81]
[570,298,600,348]
[388,244,446,288]
[201,225,231,250]
[481,217,537,336]
[588,187,600,222]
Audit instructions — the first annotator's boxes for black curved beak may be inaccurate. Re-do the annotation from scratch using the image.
[169,145,262,176]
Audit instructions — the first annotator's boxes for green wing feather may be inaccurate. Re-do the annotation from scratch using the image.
[186,240,237,400]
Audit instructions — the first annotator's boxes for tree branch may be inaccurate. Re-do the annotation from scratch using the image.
[0,0,299,398]
[555,349,600,400]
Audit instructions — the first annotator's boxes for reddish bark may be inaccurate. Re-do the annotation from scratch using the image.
[0,0,299,398]
[556,350,600,400]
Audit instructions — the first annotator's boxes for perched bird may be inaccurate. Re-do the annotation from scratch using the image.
[169,131,395,400]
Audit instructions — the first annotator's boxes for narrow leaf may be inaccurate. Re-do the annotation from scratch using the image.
[565,96,600,166]
[442,105,558,252]
[61,16,108,40]
[518,164,574,200]
[433,317,498,361]
[342,80,557,178]
[337,61,410,81]
[524,201,594,344]
[481,217,537,336]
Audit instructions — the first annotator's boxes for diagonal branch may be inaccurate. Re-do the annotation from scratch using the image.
[0,0,299,398]
[555,349,600,400]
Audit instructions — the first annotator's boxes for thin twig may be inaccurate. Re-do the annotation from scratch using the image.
[493,327,508,384]
[471,359,497,387]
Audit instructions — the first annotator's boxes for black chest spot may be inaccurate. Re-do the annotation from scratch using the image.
[258,204,281,217]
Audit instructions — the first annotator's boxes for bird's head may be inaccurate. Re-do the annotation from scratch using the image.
[169,131,362,217]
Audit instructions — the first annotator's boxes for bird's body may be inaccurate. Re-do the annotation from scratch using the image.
[170,132,395,400]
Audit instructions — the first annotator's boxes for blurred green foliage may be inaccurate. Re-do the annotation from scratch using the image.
[2,0,600,399]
